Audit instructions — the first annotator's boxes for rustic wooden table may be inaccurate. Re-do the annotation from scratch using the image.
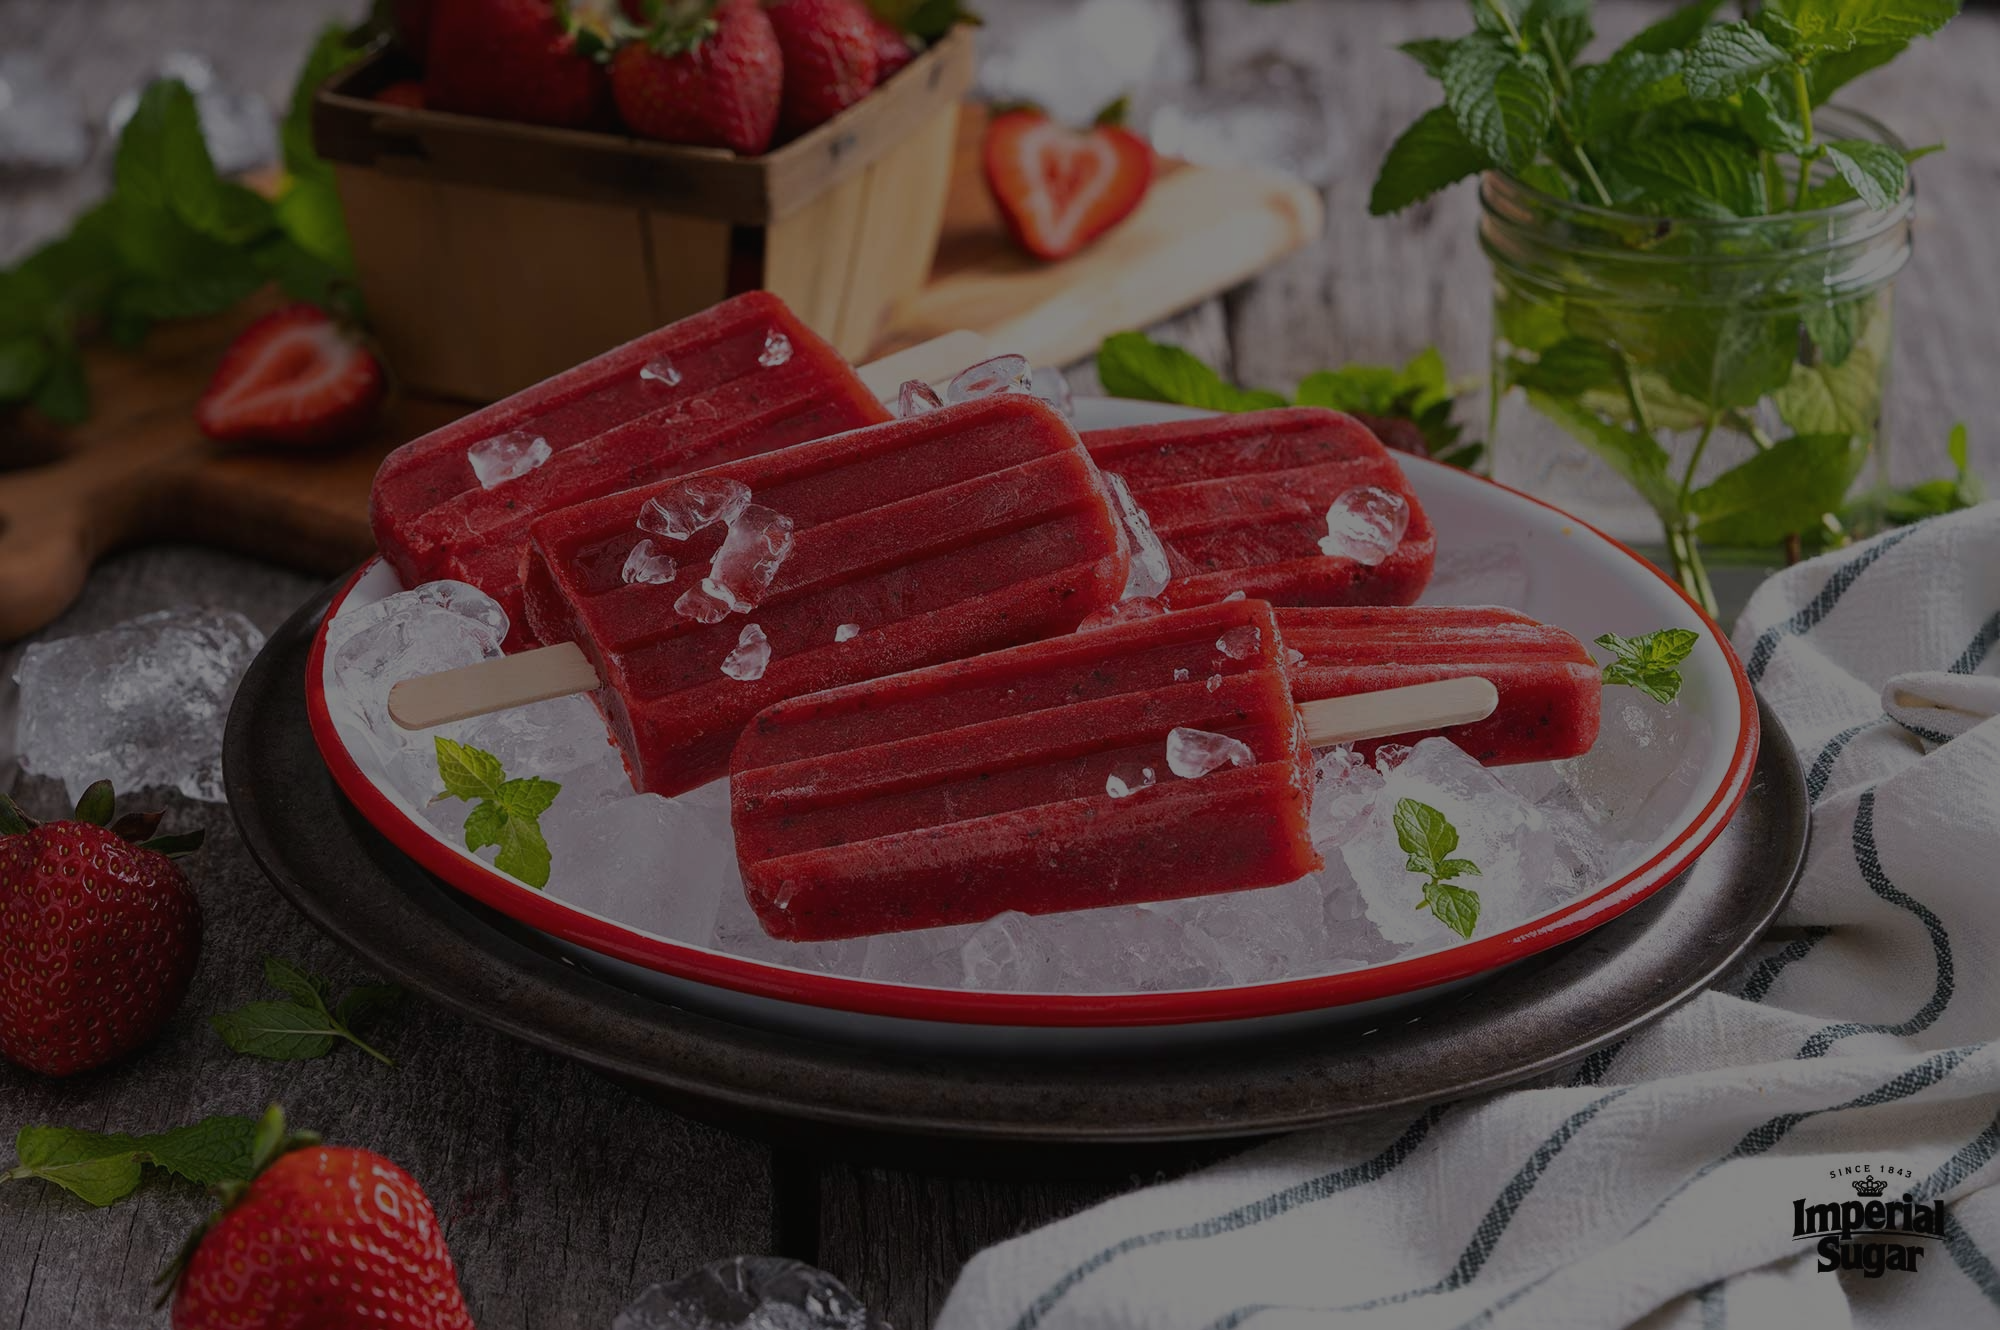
[2,2,1996,1326]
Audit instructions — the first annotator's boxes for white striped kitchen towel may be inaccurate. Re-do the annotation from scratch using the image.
[938,501,2000,1330]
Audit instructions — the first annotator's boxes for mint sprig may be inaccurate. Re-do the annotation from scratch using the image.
[1594,628,1701,704]
[211,957,402,1066]
[1095,331,1481,467]
[2,1115,257,1207]
[1393,798,1483,940]
[434,737,561,889]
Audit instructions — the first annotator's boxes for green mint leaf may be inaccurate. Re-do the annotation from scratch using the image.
[461,800,508,855]
[1739,75,1810,154]
[1801,299,1859,367]
[1682,22,1793,101]
[491,815,554,891]
[1805,39,1907,102]
[1594,629,1701,704]
[285,24,372,183]
[1523,0,1594,65]
[1767,0,1958,55]
[1773,303,1886,437]
[1620,0,1728,55]
[1433,858,1484,880]
[274,177,356,272]
[1663,311,1798,413]
[1369,104,1493,215]
[1472,0,1529,37]
[1393,798,1460,866]
[210,1001,340,1060]
[1399,37,1461,78]
[262,956,331,1012]
[1297,365,1401,414]
[435,737,507,803]
[1093,332,1288,412]
[1821,138,1906,210]
[1572,48,1687,138]
[130,1116,259,1188]
[1443,36,1556,174]
[1690,433,1867,546]
[1614,129,1767,217]
[4,1129,147,1206]
[498,776,561,821]
[114,81,221,234]
[1507,337,1624,397]
[1426,881,1483,939]
[1525,390,1680,521]
[0,335,50,400]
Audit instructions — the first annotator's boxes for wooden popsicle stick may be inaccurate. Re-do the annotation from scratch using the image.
[1298,676,1498,748]
[387,642,601,729]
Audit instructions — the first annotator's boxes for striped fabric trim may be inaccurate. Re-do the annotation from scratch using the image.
[1914,1111,2000,1307]
[1795,791,1954,1058]
[1951,611,2000,675]
[1736,927,1832,1005]
[1696,1279,1726,1330]
[1745,529,1913,684]
[1007,1105,1451,1330]
[1806,721,1875,803]
[1198,1091,1628,1330]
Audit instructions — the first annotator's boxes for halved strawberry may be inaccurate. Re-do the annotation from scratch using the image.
[982,98,1154,261]
[194,305,386,448]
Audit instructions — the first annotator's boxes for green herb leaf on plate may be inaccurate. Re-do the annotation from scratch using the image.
[1393,798,1483,939]
[433,737,564,890]
[1594,628,1701,704]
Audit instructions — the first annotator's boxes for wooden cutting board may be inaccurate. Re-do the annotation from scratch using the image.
[0,109,1321,642]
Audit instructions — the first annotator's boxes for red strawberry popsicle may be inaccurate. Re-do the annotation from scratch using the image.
[1082,406,1436,609]
[1279,606,1602,766]
[369,292,889,650]
[520,395,1131,797]
[730,599,1322,941]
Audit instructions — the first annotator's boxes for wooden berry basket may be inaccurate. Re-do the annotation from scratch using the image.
[312,27,975,403]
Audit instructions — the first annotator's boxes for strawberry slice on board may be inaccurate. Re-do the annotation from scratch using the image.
[982,97,1156,262]
[194,304,387,449]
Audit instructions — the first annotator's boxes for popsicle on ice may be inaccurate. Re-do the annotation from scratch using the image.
[1081,406,1436,608]
[1280,606,1601,766]
[369,291,890,647]
[729,599,1322,941]
[520,394,1131,797]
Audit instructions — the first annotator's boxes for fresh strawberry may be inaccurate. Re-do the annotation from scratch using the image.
[766,0,880,136]
[168,1107,473,1329]
[611,0,782,156]
[0,783,202,1078]
[375,79,428,109]
[195,304,387,448]
[866,10,916,83]
[423,0,610,129]
[983,98,1155,261]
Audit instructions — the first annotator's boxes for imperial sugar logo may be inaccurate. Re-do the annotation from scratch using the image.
[1791,1163,1944,1278]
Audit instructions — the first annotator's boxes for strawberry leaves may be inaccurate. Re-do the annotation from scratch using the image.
[3,1115,257,1207]
[211,957,402,1066]
[1393,799,1483,939]
[434,737,562,889]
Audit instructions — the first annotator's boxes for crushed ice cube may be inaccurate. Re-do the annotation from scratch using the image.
[701,505,795,612]
[544,794,722,943]
[620,538,677,586]
[1102,472,1172,600]
[1166,726,1253,778]
[962,906,1219,994]
[722,624,771,681]
[1319,485,1409,565]
[1078,596,1166,631]
[1174,667,1190,682]
[467,430,551,489]
[759,329,793,368]
[674,585,731,623]
[1105,765,1157,798]
[1285,647,1306,669]
[638,477,752,541]
[615,1256,876,1330]
[862,922,982,986]
[946,354,1033,403]
[1309,746,1383,848]
[639,355,682,387]
[835,623,861,642]
[14,608,264,804]
[1555,698,1714,849]
[1339,737,1559,946]
[1222,590,1247,602]
[1373,743,1414,772]
[1206,674,1223,692]
[1031,365,1074,417]
[896,378,942,417]
[1215,625,1261,661]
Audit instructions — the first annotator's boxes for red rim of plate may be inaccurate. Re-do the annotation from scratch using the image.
[304,457,1760,1028]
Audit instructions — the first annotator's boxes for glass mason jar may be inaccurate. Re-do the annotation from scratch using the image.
[1480,107,1915,618]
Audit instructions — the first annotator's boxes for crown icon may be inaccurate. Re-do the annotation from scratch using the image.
[1852,1176,1889,1197]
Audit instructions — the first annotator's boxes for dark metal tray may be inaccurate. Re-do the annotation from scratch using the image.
[226,577,1808,1160]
